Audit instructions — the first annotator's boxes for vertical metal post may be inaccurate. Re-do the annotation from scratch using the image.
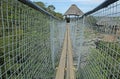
[50,17,55,69]
[0,68,1,78]
[77,16,85,70]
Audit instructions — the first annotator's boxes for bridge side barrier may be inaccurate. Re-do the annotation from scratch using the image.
[77,0,120,79]
[0,0,64,79]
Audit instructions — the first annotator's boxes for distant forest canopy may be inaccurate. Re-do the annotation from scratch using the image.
[35,1,63,20]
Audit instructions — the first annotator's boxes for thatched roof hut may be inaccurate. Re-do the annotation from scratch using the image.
[64,4,83,16]
[64,4,83,23]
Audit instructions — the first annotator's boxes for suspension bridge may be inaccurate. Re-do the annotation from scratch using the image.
[0,0,120,79]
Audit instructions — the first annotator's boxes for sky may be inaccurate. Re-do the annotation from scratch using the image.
[31,0,105,14]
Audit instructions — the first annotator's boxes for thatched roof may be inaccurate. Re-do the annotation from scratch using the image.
[64,4,83,16]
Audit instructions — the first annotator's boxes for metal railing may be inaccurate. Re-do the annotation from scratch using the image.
[77,0,120,79]
[0,0,65,79]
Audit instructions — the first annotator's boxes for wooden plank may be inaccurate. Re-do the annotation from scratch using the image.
[66,24,75,79]
[55,27,67,79]
[55,23,75,79]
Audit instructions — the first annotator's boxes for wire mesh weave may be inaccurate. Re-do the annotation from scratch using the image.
[79,0,120,79]
[0,0,64,79]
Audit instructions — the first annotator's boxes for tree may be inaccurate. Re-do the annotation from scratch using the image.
[35,2,46,10]
[55,12,63,20]
[48,5,55,11]
[35,2,63,20]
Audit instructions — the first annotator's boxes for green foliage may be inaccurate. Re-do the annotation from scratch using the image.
[87,16,97,25]
[83,41,120,79]
[55,12,63,20]
[0,1,54,79]
[97,41,120,60]
[48,5,55,11]
[34,1,63,20]
[35,1,46,10]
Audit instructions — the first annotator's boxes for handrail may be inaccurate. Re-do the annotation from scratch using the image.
[83,0,118,16]
[18,0,58,19]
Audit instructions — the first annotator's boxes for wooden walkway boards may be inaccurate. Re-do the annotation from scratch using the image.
[55,24,75,79]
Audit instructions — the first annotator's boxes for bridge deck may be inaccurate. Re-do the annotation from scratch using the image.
[55,24,75,79]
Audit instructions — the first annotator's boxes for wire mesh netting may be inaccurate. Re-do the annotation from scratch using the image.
[0,0,65,79]
[1,0,120,79]
[78,0,120,79]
